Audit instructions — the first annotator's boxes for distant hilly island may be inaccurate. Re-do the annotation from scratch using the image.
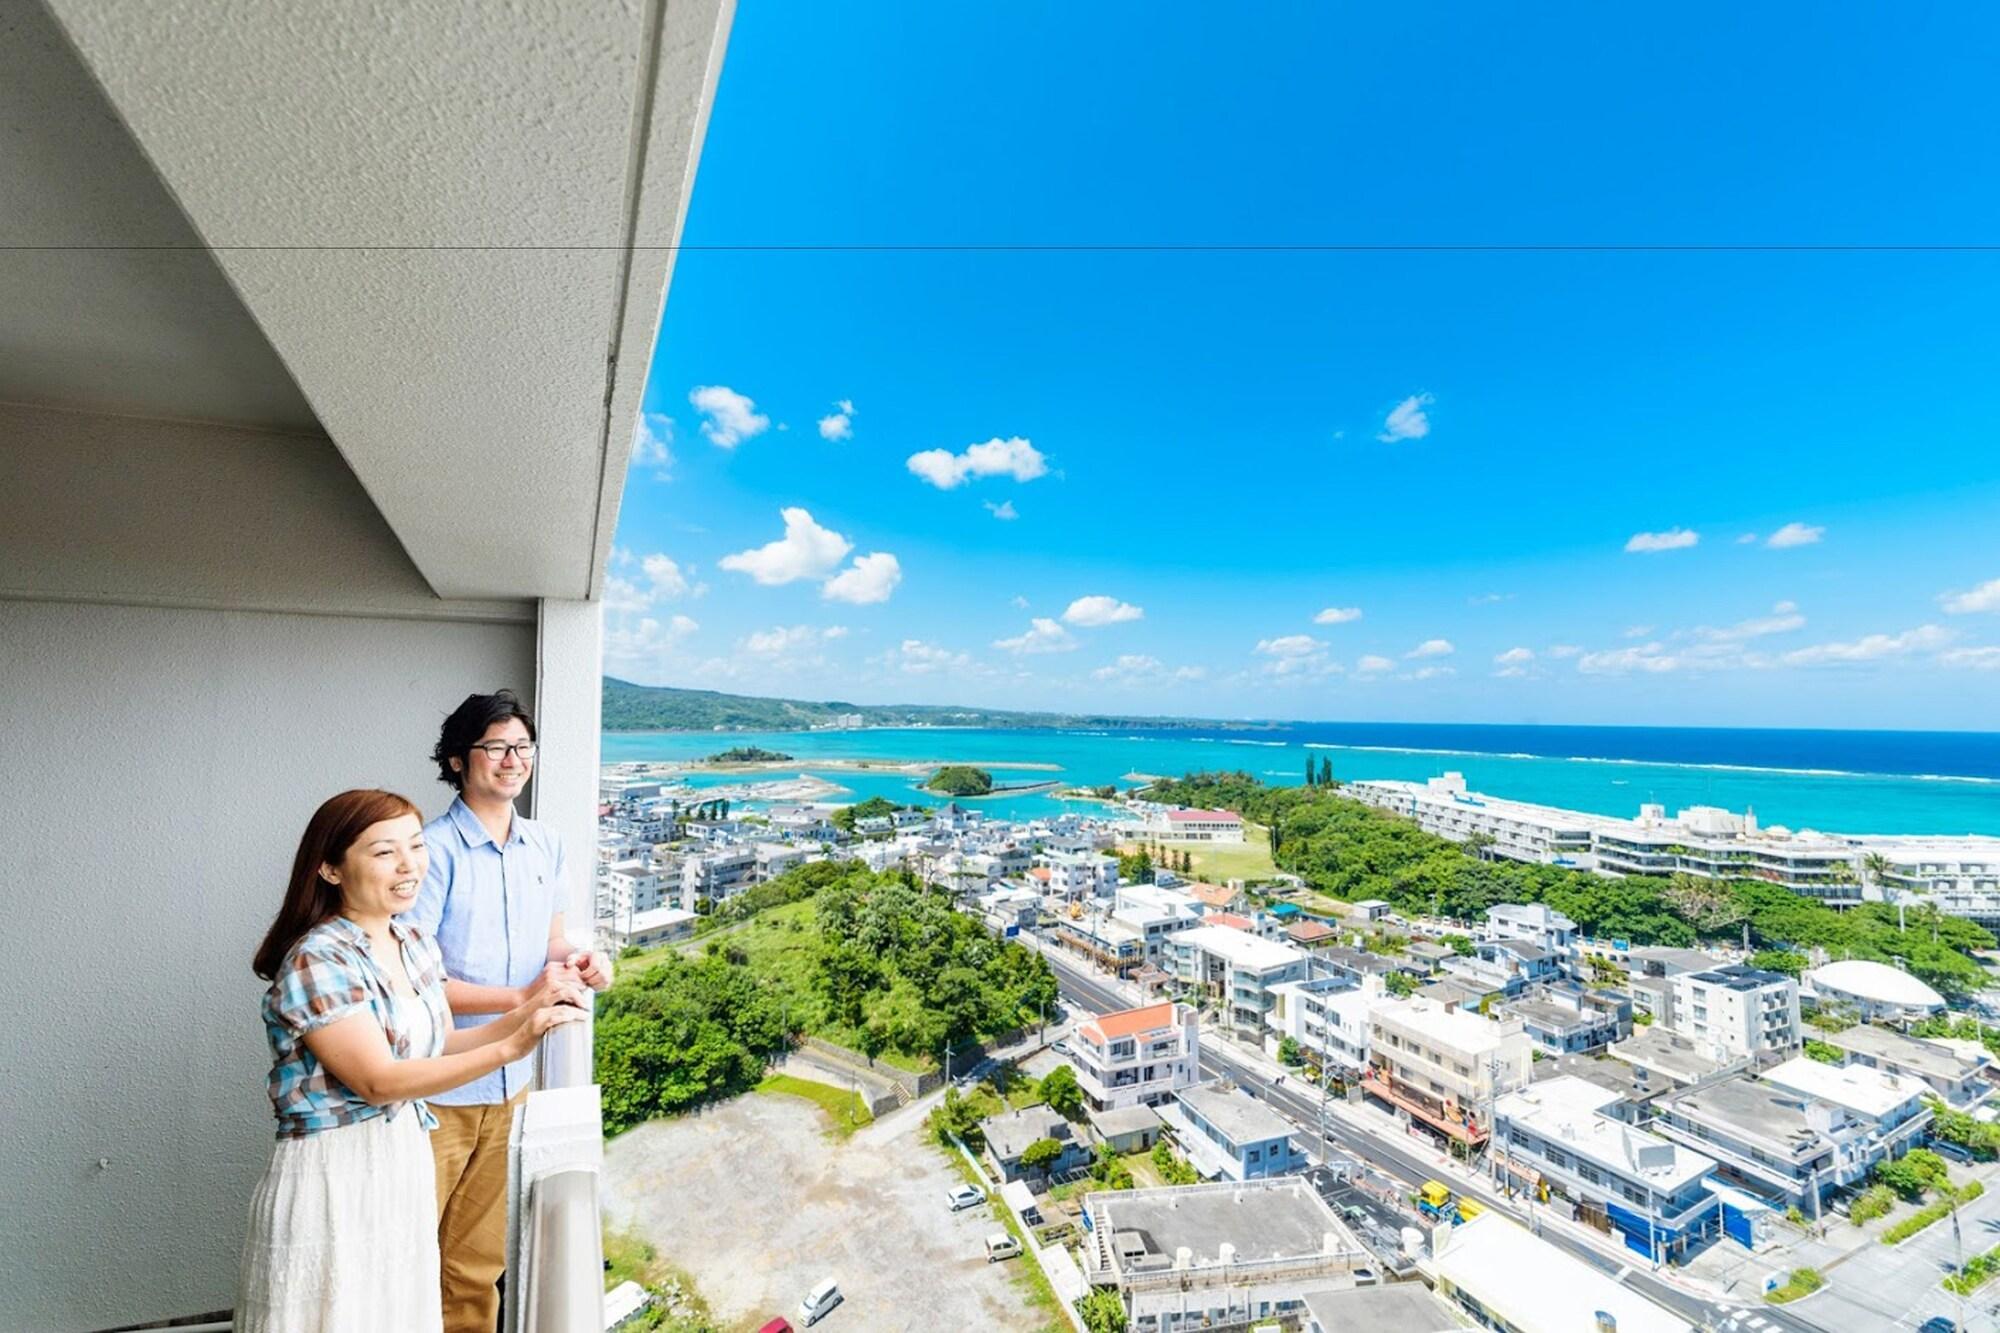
[601,677,1266,733]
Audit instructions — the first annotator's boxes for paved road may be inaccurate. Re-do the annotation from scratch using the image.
[1040,944,1820,1333]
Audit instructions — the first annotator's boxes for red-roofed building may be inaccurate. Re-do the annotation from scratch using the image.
[1286,918,1339,948]
[1205,912,1254,933]
[1183,881,1247,913]
[1071,1000,1201,1111]
[1145,807,1246,844]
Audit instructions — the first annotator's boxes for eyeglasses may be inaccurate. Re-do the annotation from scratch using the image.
[471,741,537,762]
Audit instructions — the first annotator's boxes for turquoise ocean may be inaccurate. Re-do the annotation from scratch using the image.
[602,723,2000,837]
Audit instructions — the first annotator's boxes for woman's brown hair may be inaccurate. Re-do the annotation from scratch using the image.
[253,789,423,980]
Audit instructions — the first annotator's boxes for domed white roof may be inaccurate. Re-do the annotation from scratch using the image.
[1808,959,1945,1010]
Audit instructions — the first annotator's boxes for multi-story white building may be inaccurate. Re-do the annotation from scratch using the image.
[682,845,757,904]
[1143,807,1246,844]
[1483,903,1578,967]
[1266,974,1387,1076]
[1667,963,1800,1060]
[1038,848,1118,899]
[1071,1001,1202,1111]
[1347,772,2000,919]
[1364,997,1533,1149]
[604,860,666,920]
[1494,1076,1721,1263]
[1164,925,1309,1039]
[1111,884,1203,961]
[753,840,811,881]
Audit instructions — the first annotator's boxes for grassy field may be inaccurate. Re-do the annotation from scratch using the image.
[753,1072,875,1138]
[1121,822,1280,883]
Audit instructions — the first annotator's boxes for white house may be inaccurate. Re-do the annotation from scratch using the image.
[1070,1001,1201,1110]
[1146,808,1246,844]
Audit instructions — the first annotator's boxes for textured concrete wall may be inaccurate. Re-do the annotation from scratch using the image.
[0,599,534,1329]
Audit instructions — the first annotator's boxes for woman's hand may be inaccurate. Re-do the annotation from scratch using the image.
[503,982,588,1061]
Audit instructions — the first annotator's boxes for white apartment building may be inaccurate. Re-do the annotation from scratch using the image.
[1494,1076,1721,1262]
[1143,807,1247,843]
[1364,997,1533,1148]
[1668,963,1800,1060]
[1164,925,1310,1039]
[1266,974,1388,1076]
[1070,1001,1202,1111]
[1483,902,1579,965]
[1039,848,1119,899]
[682,846,758,904]
[754,840,811,881]
[1349,773,2000,919]
[605,860,667,919]
[607,905,698,952]
[1112,884,1203,961]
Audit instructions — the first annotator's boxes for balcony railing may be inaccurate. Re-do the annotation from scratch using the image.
[504,996,604,1333]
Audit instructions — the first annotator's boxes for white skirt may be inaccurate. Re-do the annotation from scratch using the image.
[235,1111,443,1333]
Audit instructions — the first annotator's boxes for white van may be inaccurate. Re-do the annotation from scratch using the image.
[799,1278,842,1325]
[984,1233,1022,1263]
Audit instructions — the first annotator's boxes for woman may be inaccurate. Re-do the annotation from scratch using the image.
[236,789,586,1332]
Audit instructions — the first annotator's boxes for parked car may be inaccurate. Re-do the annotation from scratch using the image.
[984,1232,1022,1263]
[1917,1318,1957,1333]
[1931,1139,1974,1164]
[799,1278,842,1327]
[1051,1039,1071,1055]
[757,1321,795,1333]
[946,1184,985,1211]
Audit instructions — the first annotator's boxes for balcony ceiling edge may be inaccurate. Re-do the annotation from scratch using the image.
[42,0,737,603]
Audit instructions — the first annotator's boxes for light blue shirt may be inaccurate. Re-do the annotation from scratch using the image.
[410,796,567,1104]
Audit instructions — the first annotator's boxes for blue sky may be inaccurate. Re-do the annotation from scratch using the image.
[605,3,2000,730]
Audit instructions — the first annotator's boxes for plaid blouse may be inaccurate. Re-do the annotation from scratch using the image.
[261,915,451,1139]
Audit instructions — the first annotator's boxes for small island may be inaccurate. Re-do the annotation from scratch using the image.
[924,764,994,796]
[705,746,794,764]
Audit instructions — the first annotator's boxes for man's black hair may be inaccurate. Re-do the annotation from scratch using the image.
[432,689,537,791]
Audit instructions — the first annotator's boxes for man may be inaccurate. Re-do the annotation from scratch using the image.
[410,689,610,1333]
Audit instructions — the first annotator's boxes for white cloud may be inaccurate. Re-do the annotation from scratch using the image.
[1736,532,1759,545]
[1093,654,1164,682]
[817,400,855,441]
[1064,595,1144,627]
[1405,638,1455,659]
[1255,634,1337,678]
[994,618,1076,655]
[821,552,902,605]
[1010,595,1030,610]
[743,624,845,658]
[1941,647,2000,670]
[1468,592,1510,606]
[1313,606,1362,625]
[1693,600,1804,644]
[640,554,691,600]
[1377,393,1434,443]
[602,614,699,674]
[688,385,770,448]
[1766,522,1824,550]
[1257,634,1324,659]
[906,436,1048,489]
[1405,665,1456,681]
[889,639,972,675]
[1625,527,1700,554]
[631,412,674,478]
[1779,625,1954,667]
[985,500,1019,521]
[1623,625,1656,639]
[1493,647,1535,675]
[719,508,852,586]
[1942,578,2000,615]
[1354,655,1396,676]
[1173,665,1209,681]
[1577,642,1682,675]
[1546,644,1581,659]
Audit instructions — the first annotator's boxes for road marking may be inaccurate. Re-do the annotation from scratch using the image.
[1616,1264,1633,1280]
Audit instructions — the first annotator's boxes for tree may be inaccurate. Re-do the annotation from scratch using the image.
[1090,1142,1135,1190]
[930,1086,985,1150]
[1750,949,1808,976]
[1664,872,1745,932]
[1442,933,1476,957]
[1079,1287,1129,1333]
[1320,756,1335,787]
[1118,848,1153,885]
[1019,1137,1065,1172]
[1385,971,1418,998]
[1277,1036,1304,1067]
[1803,1038,1844,1064]
[1040,1065,1085,1119]
[926,765,995,796]
[1305,754,1317,788]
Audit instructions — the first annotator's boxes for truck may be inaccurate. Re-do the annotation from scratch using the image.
[1416,1179,1481,1224]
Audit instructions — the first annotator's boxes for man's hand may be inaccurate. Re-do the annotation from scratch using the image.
[567,948,612,991]
[517,959,583,1008]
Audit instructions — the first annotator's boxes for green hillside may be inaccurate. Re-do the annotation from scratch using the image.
[601,677,1264,734]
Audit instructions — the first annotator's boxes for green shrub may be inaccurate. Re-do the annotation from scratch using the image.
[1882,1181,1984,1245]
[1765,1267,1824,1304]
[1849,1184,1896,1225]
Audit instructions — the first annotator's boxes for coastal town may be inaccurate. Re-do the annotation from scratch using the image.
[593,757,2000,1333]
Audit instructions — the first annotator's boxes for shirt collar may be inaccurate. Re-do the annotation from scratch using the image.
[320,914,419,947]
[448,794,525,849]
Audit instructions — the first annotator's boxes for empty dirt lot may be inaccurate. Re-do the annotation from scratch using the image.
[603,1089,1045,1332]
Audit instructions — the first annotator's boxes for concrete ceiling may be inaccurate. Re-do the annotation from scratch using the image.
[0,0,321,433]
[31,0,734,601]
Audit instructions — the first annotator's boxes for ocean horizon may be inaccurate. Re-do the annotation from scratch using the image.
[601,720,2000,837]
